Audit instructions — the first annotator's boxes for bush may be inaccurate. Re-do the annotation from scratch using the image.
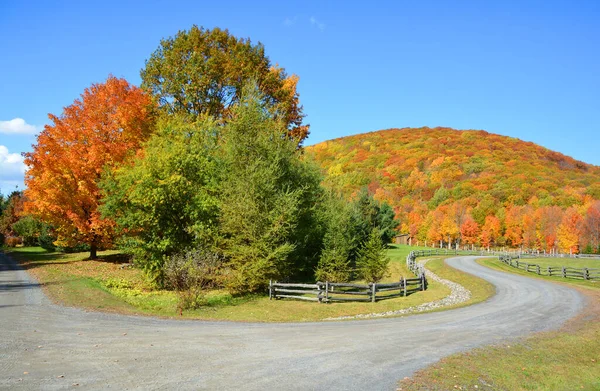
[11,215,41,246]
[163,248,224,310]
[5,236,22,247]
[38,227,57,251]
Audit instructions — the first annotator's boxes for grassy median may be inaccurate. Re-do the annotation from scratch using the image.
[398,257,600,391]
[3,245,492,322]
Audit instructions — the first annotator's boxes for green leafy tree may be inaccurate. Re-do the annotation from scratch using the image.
[355,228,390,282]
[11,215,54,247]
[100,116,220,282]
[141,25,309,143]
[217,85,321,293]
[352,188,399,247]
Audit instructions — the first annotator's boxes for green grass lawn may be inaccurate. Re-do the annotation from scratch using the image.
[399,257,600,391]
[520,256,600,270]
[2,245,491,322]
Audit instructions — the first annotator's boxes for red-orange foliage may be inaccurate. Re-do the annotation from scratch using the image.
[23,76,154,258]
[557,207,583,254]
[582,201,600,252]
[480,215,501,249]
[521,210,538,249]
[536,206,563,253]
[0,191,24,237]
[504,205,524,247]
[460,217,479,246]
[308,127,600,252]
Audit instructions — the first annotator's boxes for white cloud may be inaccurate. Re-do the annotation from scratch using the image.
[0,118,39,135]
[0,145,26,192]
[310,16,326,31]
[283,17,297,26]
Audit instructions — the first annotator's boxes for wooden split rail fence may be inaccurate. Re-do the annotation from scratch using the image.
[499,255,600,281]
[269,277,426,303]
[269,249,466,303]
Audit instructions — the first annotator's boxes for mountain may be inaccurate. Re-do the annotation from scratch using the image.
[306,127,600,253]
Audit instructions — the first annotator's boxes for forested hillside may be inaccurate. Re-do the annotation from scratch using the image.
[307,127,600,253]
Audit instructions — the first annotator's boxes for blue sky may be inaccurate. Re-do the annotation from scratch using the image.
[1,0,599,193]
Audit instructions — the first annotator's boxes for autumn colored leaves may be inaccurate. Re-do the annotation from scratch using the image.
[23,77,154,258]
[308,127,600,254]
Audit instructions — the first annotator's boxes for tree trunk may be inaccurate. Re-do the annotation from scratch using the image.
[90,243,98,260]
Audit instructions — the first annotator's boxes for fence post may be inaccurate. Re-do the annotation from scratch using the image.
[371,283,377,303]
[317,282,322,303]
[536,265,540,275]
[547,266,551,276]
[421,273,426,291]
[562,266,566,278]
[403,277,407,297]
[515,260,519,269]
[325,281,329,303]
[584,268,589,281]
[269,280,272,300]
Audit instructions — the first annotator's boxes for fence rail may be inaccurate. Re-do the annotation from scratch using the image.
[270,276,426,303]
[269,249,457,303]
[518,253,600,260]
[498,255,600,281]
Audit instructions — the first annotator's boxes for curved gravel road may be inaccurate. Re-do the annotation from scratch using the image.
[0,253,585,390]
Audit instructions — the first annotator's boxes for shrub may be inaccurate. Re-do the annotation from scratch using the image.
[164,248,223,310]
[38,228,57,251]
[5,236,22,247]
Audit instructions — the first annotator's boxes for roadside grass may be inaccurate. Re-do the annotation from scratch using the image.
[520,256,600,270]
[496,257,599,290]
[3,245,490,322]
[398,257,600,391]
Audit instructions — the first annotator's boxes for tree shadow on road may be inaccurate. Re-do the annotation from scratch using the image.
[1,248,132,271]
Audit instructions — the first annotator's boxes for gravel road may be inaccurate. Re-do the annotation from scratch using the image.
[0,253,585,390]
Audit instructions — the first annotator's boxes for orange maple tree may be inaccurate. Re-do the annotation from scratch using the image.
[480,215,501,249]
[582,201,600,252]
[557,207,583,254]
[24,76,154,258]
[460,217,479,248]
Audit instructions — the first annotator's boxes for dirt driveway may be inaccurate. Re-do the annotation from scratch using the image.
[0,253,584,390]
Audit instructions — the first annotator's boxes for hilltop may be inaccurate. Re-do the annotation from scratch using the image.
[306,127,600,252]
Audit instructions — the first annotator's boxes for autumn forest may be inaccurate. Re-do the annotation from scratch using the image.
[307,127,600,254]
